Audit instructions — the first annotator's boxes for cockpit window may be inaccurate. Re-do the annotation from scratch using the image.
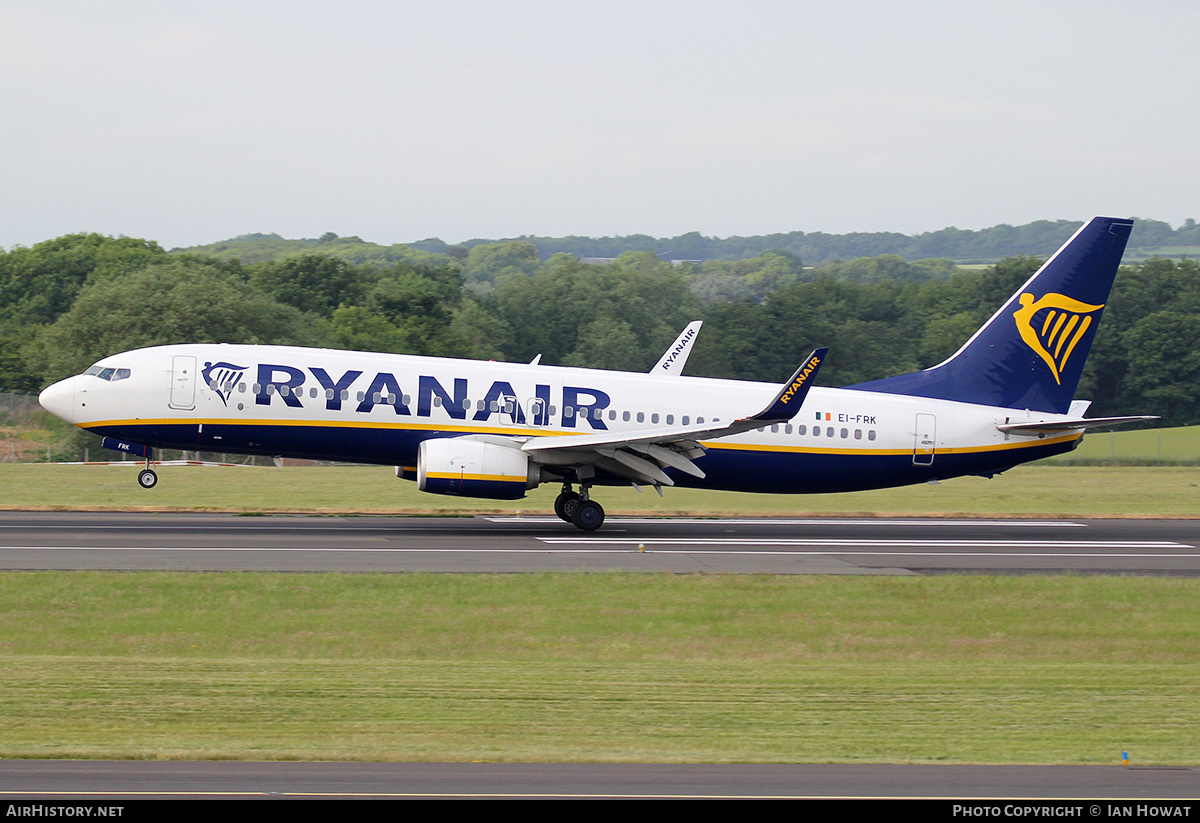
[84,365,132,381]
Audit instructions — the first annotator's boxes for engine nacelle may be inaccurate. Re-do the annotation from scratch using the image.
[417,437,539,500]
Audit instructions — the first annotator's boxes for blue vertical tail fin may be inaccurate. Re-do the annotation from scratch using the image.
[850,216,1133,413]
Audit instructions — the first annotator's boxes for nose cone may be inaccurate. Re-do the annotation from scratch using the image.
[39,377,77,424]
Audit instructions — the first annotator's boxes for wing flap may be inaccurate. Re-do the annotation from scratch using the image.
[633,442,706,479]
[599,447,676,486]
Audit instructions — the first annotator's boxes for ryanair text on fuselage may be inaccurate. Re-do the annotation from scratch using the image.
[246,362,612,429]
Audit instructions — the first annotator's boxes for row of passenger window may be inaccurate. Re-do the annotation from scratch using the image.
[764,423,877,441]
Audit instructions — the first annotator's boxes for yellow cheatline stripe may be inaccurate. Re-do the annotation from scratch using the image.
[942,432,1081,454]
[81,419,1080,458]
[424,472,524,483]
[707,441,909,456]
[706,431,1080,456]
[83,417,552,438]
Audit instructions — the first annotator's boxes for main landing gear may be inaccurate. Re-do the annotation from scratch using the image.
[554,483,604,532]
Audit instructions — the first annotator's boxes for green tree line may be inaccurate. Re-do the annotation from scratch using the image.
[2,232,1196,428]
[187,218,1200,267]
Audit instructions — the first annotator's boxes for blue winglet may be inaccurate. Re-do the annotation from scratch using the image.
[750,348,828,422]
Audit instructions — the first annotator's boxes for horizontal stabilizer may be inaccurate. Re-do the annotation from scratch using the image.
[997,415,1159,435]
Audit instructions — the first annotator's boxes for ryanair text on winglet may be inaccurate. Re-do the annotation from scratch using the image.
[779,353,823,404]
[658,327,697,370]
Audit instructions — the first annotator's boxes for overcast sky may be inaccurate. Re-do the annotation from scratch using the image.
[2,1,1196,249]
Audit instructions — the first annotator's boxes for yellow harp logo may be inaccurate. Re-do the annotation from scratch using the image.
[1013,293,1105,385]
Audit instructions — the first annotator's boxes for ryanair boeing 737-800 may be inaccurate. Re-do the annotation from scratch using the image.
[38,217,1153,530]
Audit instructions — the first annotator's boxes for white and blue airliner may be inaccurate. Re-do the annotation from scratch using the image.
[39,217,1153,530]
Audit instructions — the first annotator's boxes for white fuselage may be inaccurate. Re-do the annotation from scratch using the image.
[39,343,1083,495]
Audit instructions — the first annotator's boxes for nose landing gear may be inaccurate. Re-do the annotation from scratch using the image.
[137,454,158,489]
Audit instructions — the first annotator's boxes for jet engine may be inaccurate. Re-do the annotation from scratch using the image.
[417,436,540,499]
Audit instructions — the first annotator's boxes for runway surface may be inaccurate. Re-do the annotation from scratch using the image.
[0,511,1196,575]
[2,761,1198,799]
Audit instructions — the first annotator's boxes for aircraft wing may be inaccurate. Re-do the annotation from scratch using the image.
[521,348,827,486]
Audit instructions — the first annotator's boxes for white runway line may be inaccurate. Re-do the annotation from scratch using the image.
[3,518,1089,529]
[537,538,1192,549]
[2,543,1195,559]
[486,517,1087,527]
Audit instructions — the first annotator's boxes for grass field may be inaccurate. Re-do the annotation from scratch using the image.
[5,425,1198,515]
[2,573,1197,763]
[1,462,1197,516]
[1044,425,1200,465]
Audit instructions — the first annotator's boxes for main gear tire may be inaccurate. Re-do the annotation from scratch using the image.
[554,491,581,523]
[571,499,605,532]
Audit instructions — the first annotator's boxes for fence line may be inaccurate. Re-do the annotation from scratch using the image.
[0,390,41,414]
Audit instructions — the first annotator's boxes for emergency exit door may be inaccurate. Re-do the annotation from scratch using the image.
[913,413,936,465]
[169,355,196,410]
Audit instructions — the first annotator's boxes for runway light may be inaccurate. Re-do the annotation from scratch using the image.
[1122,751,1129,766]
[637,543,645,553]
